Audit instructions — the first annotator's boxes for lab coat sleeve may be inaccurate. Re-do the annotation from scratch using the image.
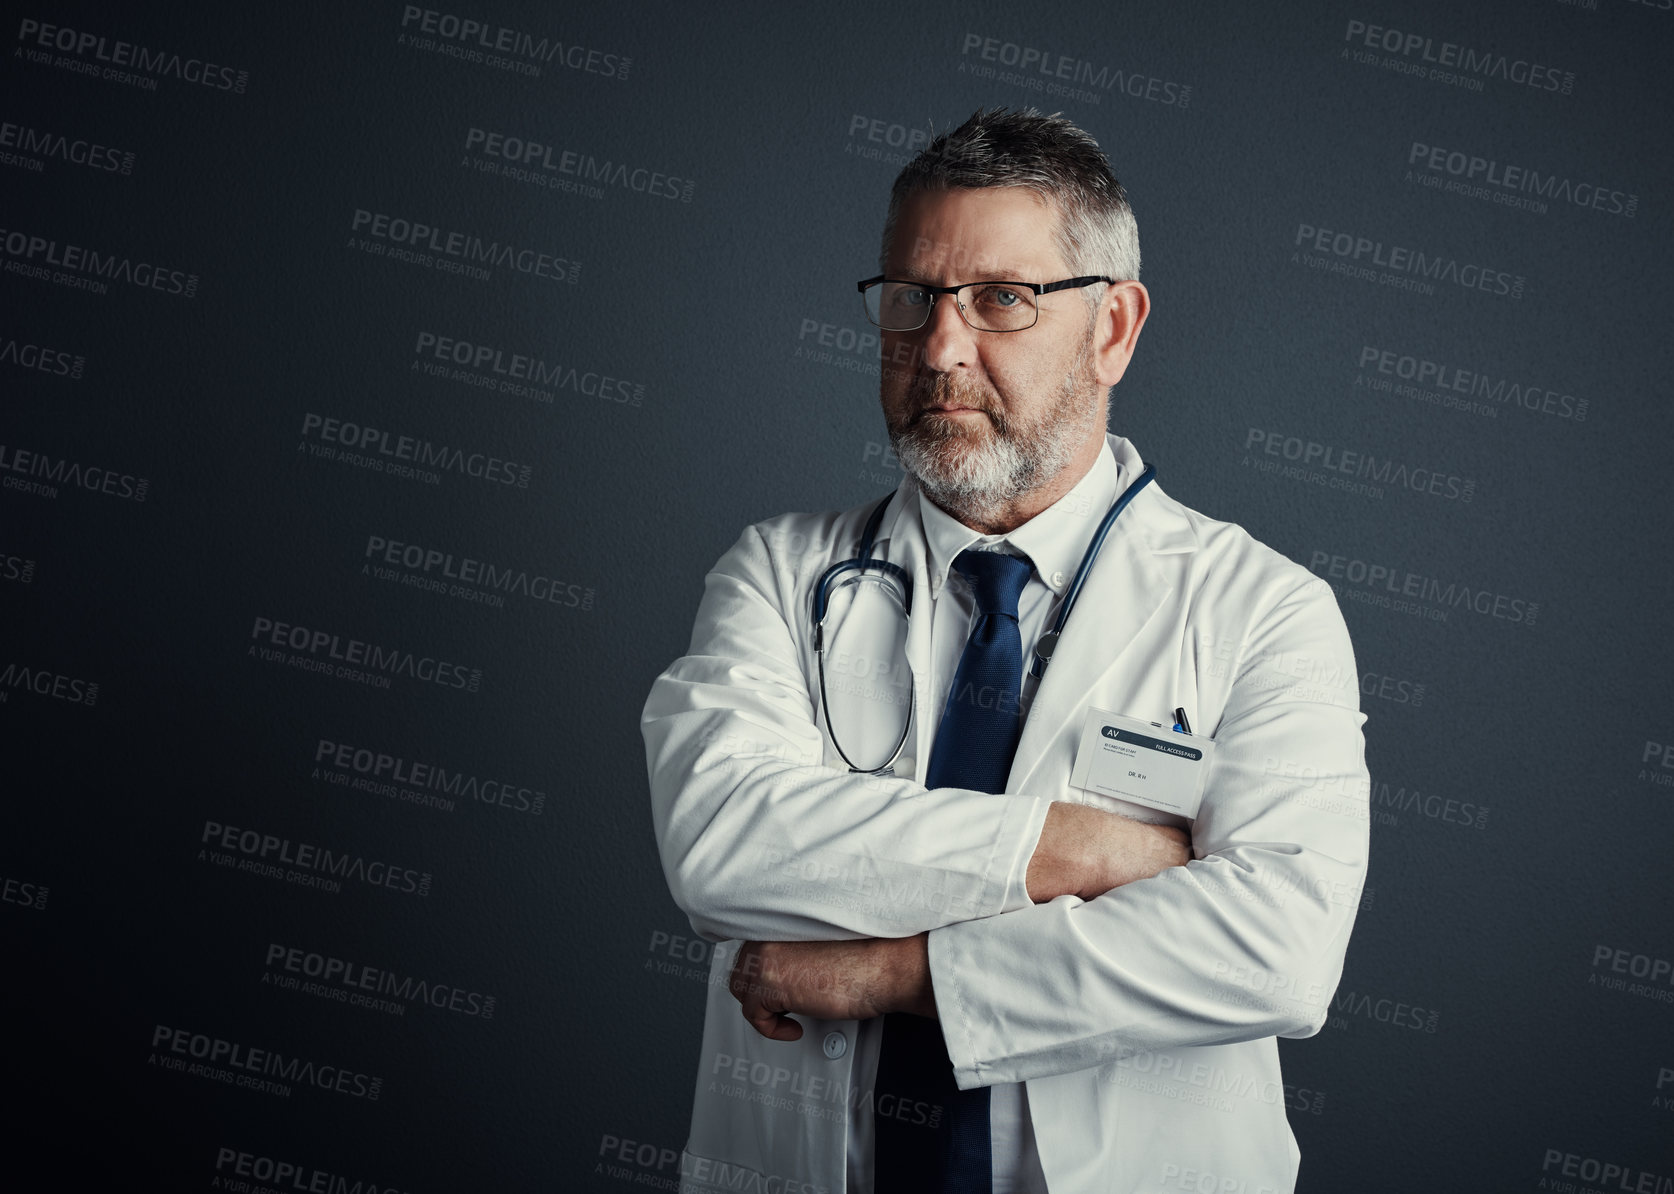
[643,522,1051,944]
[928,572,1370,1089]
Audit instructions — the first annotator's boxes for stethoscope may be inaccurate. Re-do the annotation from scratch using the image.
[812,462,1157,774]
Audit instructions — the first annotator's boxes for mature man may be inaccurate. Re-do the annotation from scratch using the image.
[643,108,1369,1194]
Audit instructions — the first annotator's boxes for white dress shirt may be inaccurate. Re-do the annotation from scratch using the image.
[852,440,1130,1194]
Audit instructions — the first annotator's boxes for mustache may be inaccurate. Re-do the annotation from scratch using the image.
[905,373,999,422]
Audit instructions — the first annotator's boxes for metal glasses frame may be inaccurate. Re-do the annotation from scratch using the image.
[856,275,1117,332]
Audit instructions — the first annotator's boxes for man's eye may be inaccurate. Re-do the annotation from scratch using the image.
[982,287,1023,307]
[882,286,928,312]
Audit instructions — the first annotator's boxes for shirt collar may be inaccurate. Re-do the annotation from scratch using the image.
[916,437,1124,599]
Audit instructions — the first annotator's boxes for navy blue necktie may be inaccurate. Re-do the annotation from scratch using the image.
[874,548,1033,1194]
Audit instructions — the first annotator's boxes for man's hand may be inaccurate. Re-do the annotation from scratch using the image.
[728,935,935,1041]
[1026,802,1191,902]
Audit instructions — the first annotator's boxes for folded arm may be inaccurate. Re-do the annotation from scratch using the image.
[724,807,1192,1039]
[644,522,1048,943]
[927,577,1371,1089]
[643,523,1187,944]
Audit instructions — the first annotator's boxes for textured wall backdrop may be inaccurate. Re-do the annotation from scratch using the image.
[3,1,1672,1190]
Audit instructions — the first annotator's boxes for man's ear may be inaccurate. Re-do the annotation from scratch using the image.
[1094,281,1149,387]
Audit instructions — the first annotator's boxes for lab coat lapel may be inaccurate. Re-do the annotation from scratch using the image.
[1007,486,1183,796]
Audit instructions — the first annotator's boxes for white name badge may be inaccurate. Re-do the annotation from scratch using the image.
[1069,708,1215,819]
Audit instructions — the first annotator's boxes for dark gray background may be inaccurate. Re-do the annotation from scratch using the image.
[3,1,1671,1190]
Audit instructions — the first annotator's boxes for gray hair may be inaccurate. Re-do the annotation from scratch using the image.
[878,107,1140,308]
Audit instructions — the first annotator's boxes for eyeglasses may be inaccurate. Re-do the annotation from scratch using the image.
[857,275,1115,333]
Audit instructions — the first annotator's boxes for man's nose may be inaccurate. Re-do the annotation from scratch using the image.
[917,292,977,373]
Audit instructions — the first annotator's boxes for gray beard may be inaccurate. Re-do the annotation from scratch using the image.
[888,334,1102,525]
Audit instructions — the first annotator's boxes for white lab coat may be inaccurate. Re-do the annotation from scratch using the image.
[642,434,1370,1194]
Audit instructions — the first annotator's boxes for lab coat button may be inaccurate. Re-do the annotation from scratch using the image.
[822,1032,847,1059]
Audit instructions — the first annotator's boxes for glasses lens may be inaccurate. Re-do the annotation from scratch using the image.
[865,281,932,331]
[820,574,913,773]
[961,283,1038,332]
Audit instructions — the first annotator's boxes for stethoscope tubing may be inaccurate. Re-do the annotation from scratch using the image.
[811,462,1156,771]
